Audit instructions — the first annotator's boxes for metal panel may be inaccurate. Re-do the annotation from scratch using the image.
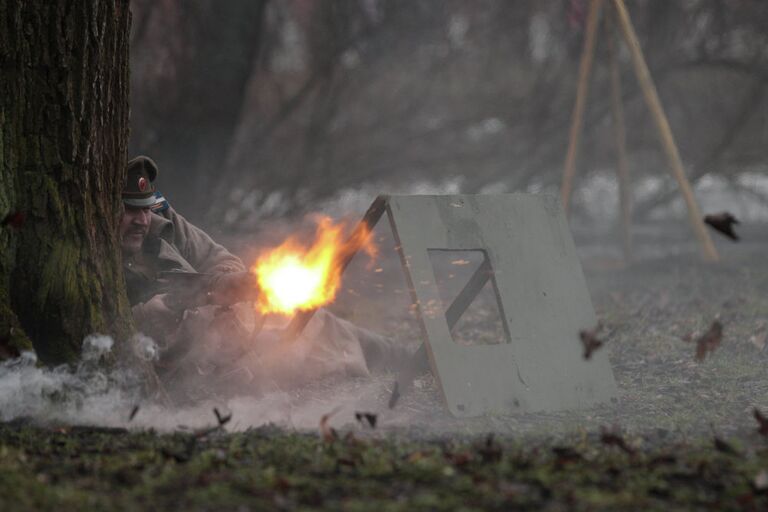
[385,194,618,417]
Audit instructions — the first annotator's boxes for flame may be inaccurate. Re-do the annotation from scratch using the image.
[252,216,376,315]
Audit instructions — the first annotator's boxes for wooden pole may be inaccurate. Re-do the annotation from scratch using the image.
[561,0,604,214]
[606,6,632,262]
[611,0,719,262]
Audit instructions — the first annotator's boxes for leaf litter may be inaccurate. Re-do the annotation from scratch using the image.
[2,232,768,508]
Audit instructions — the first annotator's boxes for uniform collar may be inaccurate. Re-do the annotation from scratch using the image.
[143,213,196,272]
[148,211,175,242]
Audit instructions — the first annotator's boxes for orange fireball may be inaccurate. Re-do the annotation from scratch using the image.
[252,216,376,315]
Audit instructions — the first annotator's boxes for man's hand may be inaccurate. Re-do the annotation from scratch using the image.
[207,271,260,306]
[132,294,182,343]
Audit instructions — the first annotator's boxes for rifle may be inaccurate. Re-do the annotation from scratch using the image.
[156,271,213,313]
[153,270,264,373]
[156,270,260,313]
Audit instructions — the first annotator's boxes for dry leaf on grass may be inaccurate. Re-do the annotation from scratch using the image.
[600,427,636,455]
[476,434,503,463]
[754,408,768,437]
[713,436,740,456]
[695,321,723,362]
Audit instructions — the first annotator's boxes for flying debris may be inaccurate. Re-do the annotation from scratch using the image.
[128,405,140,422]
[704,212,740,241]
[580,325,604,360]
[354,412,377,429]
[319,407,342,442]
[189,410,233,438]
[694,321,723,362]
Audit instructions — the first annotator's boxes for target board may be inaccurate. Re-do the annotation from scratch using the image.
[289,194,619,417]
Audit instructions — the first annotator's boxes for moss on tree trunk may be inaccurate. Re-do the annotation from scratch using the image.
[0,1,133,363]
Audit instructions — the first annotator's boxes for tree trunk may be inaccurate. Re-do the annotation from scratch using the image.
[0,1,133,363]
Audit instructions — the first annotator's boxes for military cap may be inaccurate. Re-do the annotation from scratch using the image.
[123,156,158,207]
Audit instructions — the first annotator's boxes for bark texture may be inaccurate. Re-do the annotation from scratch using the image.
[0,1,132,363]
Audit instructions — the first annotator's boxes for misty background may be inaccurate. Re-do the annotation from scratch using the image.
[128,0,768,240]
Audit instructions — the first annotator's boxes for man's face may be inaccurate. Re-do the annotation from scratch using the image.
[119,205,152,255]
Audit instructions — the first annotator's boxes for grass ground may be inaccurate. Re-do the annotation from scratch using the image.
[1,423,768,511]
[2,224,768,510]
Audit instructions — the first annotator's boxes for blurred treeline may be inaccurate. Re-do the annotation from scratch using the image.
[129,0,768,230]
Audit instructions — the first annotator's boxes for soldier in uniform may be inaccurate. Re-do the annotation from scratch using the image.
[121,156,409,401]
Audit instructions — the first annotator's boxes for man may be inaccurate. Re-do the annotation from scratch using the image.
[121,156,252,339]
[121,156,409,401]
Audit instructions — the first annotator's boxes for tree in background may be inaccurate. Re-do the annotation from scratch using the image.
[129,0,269,216]
[130,0,768,229]
[0,1,133,363]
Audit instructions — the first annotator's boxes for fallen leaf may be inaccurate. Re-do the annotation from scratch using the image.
[274,476,292,492]
[695,321,723,362]
[477,434,503,463]
[736,493,757,508]
[445,451,473,467]
[713,436,739,456]
[647,454,677,468]
[406,450,429,463]
[754,408,768,437]
[552,446,582,466]
[600,427,636,455]
[336,457,356,468]
[704,212,740,241]
[499,481,534,499]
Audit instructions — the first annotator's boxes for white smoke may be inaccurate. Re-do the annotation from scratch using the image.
[0,338,139,427]
[0,334,441,432]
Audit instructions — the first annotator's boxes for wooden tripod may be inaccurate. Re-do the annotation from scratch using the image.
[560,0,719,263]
